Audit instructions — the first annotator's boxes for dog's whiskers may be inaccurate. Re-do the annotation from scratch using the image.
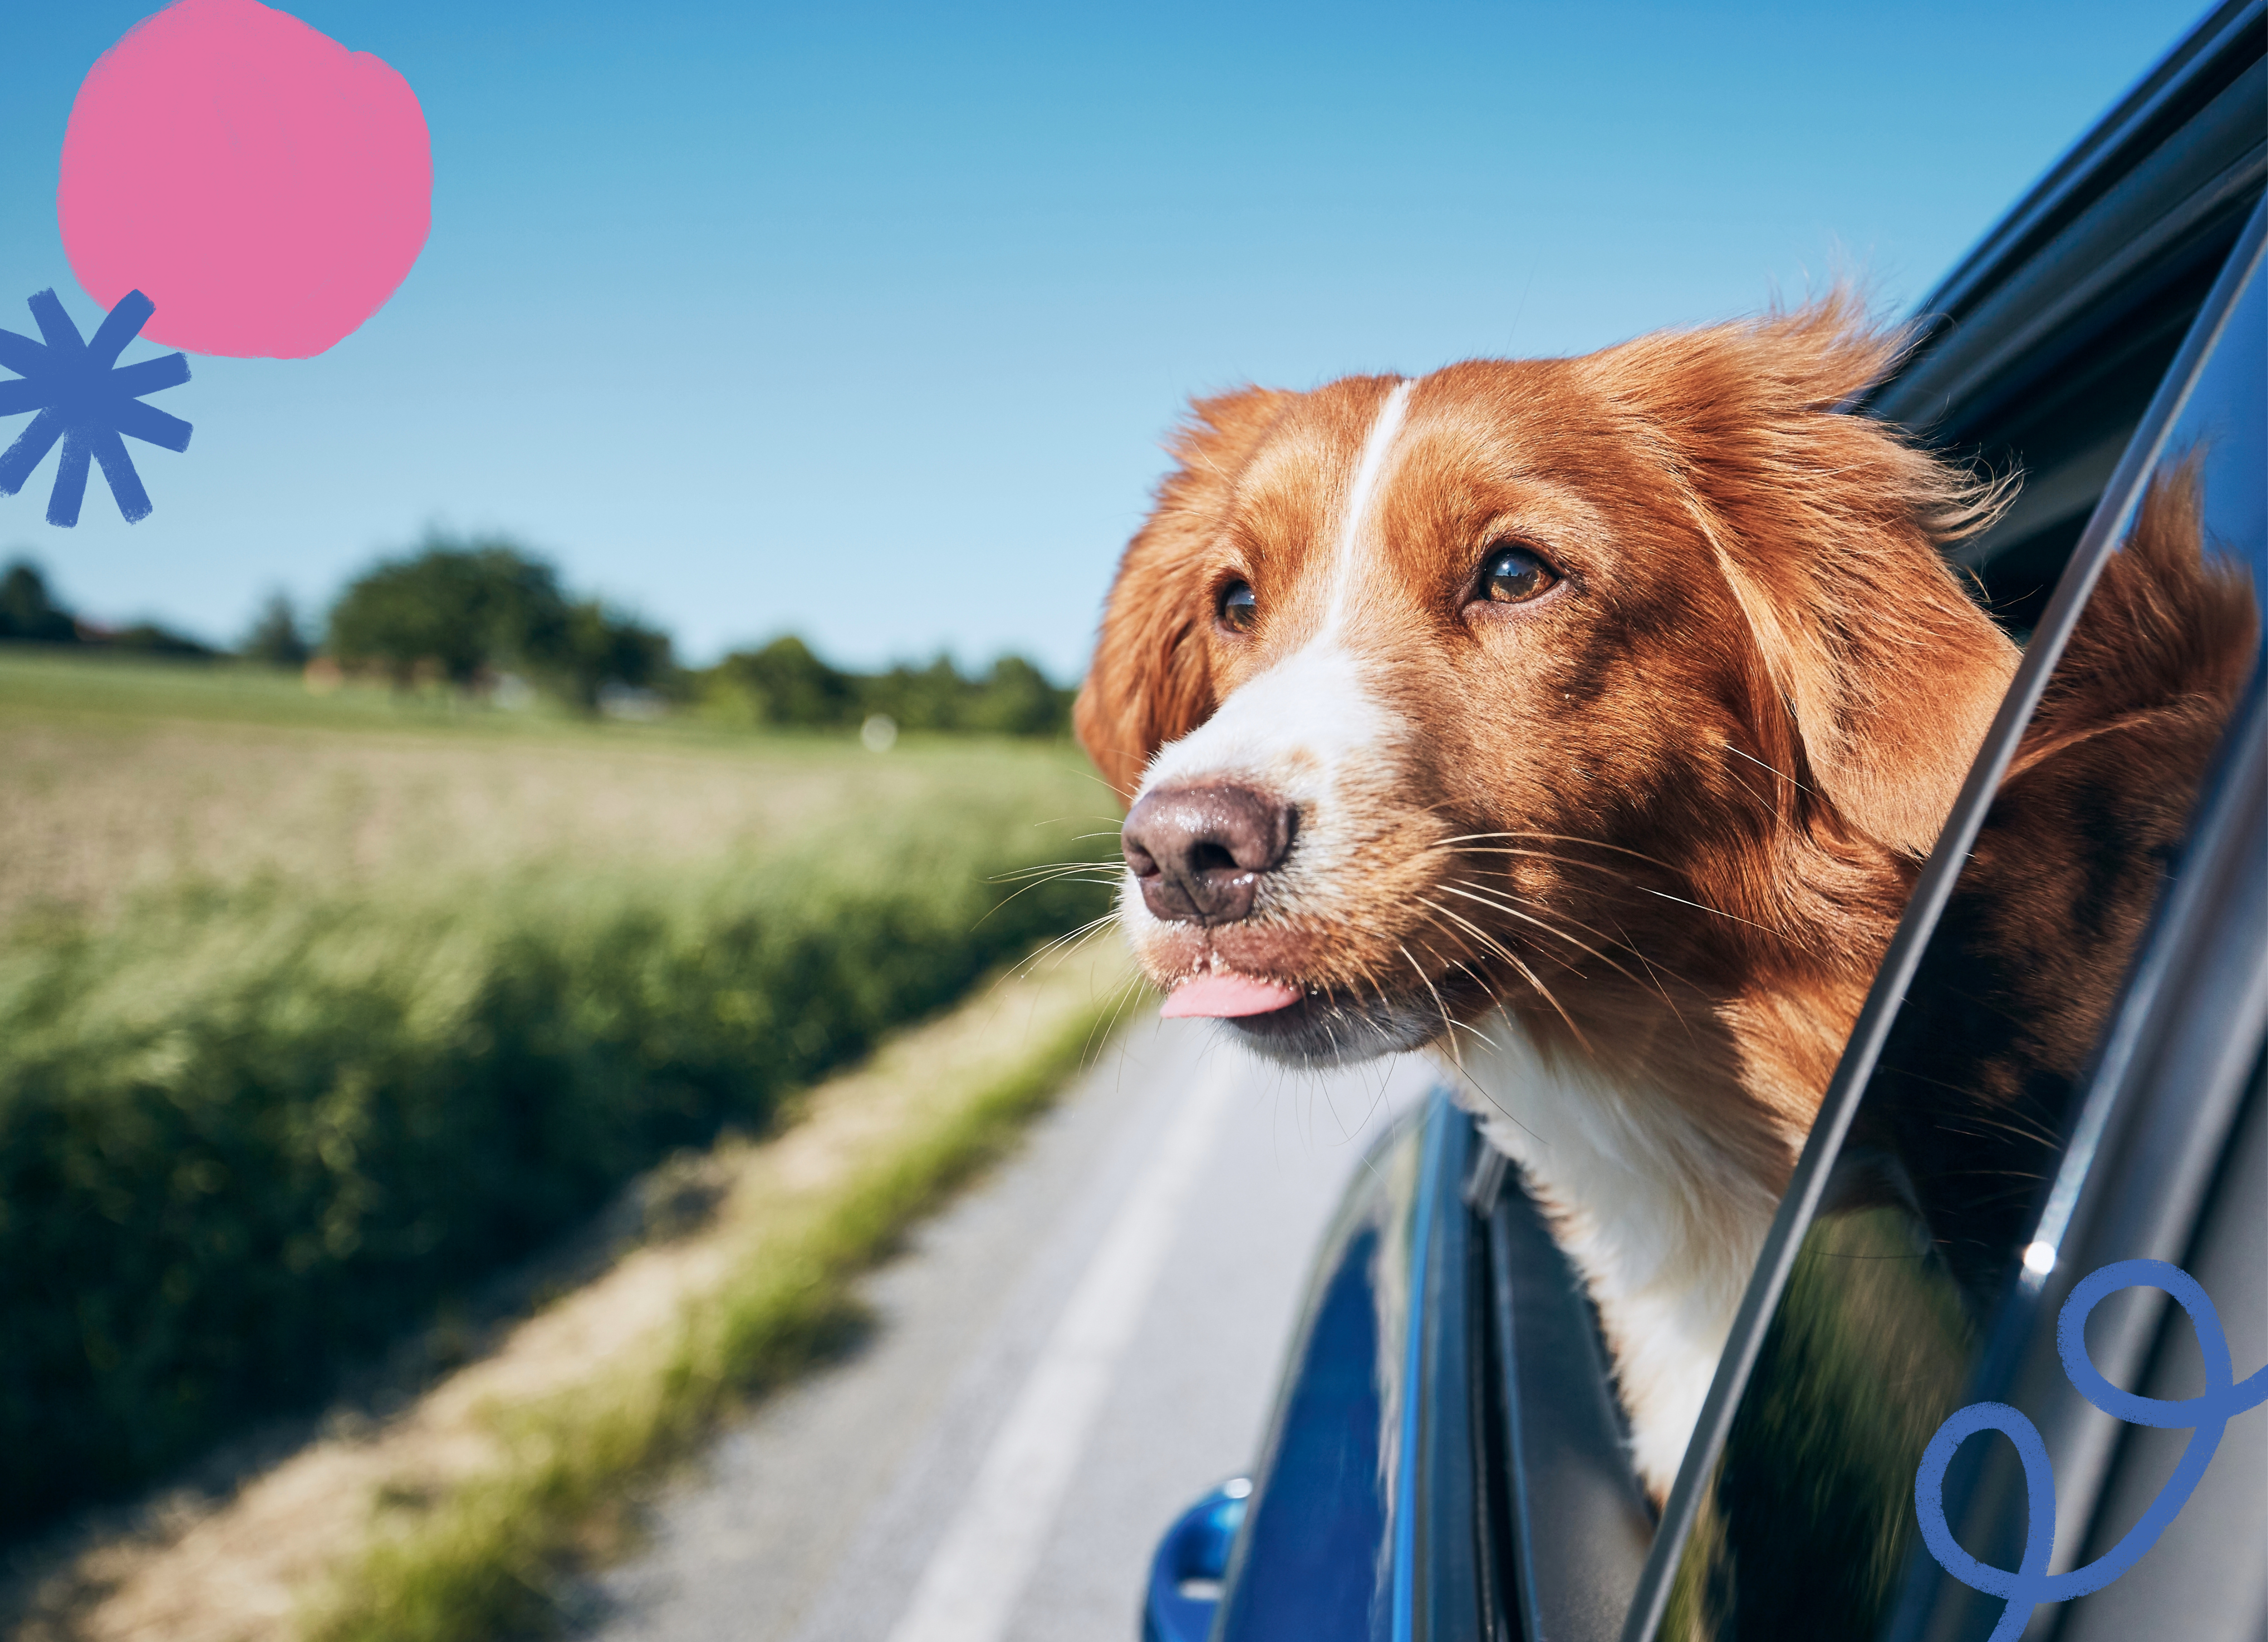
[1084,964,1150,1067]
[1609,910,1702,1045]
[1416,894,1592,1054]
[1431,839,1765,940]
[1722,741,1813,797]
[1427,830,1684,876]
[1719,764,1779,819]
[1634,884,1779,936]
[1420,844,1711,983]
[988,859,1122,884]
[1353,959,1396,1020]
[973,864,1124,930]
[1398,940,1474,1076]
[1013,911,1124,978]
[1436,879,1657,990]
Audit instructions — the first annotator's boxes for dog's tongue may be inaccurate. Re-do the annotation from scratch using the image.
[1160,973,1302,1019]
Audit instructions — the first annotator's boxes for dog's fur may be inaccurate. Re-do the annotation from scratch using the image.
[1862,459,2257,1311]
[1075,297,2027,1496]
[1676,460,2256,1634]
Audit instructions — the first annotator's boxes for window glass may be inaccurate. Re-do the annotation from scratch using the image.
[1654,232,2265,1641]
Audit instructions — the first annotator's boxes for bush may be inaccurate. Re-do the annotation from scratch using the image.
[103,621,219,659]
[860,653,1075,736]
[961,655,1069,737]
[0,809,1113,1532]
[241,592,313,668]
[698,639,1075,737]
[701,634,858,728]
[0,559,77,644]
[552,599,672,712]
[0,557,215,656]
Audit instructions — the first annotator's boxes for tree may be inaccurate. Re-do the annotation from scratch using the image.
[0,559,79,644]
[704,635,857,727]
[240,591,311,668]
[864,654,968,731]
[698,640,1072,737]
[855,650,1071,736]
[546,599,674,712]
[965,654,1071,736]
[326,536,570,688]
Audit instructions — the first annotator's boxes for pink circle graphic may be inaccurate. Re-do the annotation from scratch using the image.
[58,0,432,360]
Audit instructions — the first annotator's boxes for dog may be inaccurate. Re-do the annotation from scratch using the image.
[1072,295,2025,1499]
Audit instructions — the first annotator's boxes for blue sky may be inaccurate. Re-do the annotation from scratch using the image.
[0,1,2208,677]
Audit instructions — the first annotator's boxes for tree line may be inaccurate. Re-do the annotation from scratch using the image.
[0,559,218,658]
[0,536,1076,737]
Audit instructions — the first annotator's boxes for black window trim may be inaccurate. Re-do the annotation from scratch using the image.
[1910,0,2263,345]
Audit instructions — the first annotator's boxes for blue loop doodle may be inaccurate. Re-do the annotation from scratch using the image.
[1913,1258,2268,1640]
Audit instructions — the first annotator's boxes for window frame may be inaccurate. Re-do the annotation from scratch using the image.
[1617,189,2268,1642]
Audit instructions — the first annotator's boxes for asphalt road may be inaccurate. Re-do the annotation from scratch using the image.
[585,1012,1437,1642]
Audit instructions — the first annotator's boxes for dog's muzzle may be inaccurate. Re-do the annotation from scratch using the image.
[1120,782,1296,926]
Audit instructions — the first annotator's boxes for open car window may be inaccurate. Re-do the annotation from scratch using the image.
[1623,195,2267,1642]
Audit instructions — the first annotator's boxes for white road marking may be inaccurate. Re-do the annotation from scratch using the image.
[883,1048,1242,1642]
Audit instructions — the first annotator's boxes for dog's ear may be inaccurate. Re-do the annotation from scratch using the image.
[1076,386,1292,799]
[2021,456,2258,763]
[1594,295,2019,854]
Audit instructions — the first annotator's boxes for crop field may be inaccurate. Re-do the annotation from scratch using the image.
[0,648,1078,926]
[0,649,1120,1533]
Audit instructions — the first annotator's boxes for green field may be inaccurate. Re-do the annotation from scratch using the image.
[0,647,1101,926]
[0,649,1120,1533]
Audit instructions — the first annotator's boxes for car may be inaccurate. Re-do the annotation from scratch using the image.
[1144,4,2267,1638]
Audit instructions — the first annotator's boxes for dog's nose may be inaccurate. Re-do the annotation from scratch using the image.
[1121,783,1297,926]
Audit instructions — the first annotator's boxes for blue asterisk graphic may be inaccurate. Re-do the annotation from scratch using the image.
[0,288,192,527]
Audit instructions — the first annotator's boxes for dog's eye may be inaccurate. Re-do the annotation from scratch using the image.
[1218,580,1257,632]
[1481,545,1556,604]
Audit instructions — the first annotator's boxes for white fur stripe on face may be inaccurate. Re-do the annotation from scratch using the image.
[1142,635,1396,795]
[1318,378,1415,642]
[1136,377,1416,804]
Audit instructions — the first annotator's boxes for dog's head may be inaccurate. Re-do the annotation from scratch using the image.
[1076,297,2018,1076]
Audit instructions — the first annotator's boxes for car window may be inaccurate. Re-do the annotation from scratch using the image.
[1630,208,2266,1642]
[1215,1109,1416,1642]
[1215,1087,1498,1642]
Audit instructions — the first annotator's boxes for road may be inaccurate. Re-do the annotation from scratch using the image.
[585,1012,1438,1642]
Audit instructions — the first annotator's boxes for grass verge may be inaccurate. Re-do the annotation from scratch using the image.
[299,950,1134,1642]
[2,799,1112,1528]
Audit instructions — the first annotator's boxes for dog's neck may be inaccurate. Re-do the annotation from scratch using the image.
[1443,1010,1799,1499]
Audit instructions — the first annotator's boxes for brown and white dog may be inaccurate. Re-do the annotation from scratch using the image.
[1073,297,2019,1498]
